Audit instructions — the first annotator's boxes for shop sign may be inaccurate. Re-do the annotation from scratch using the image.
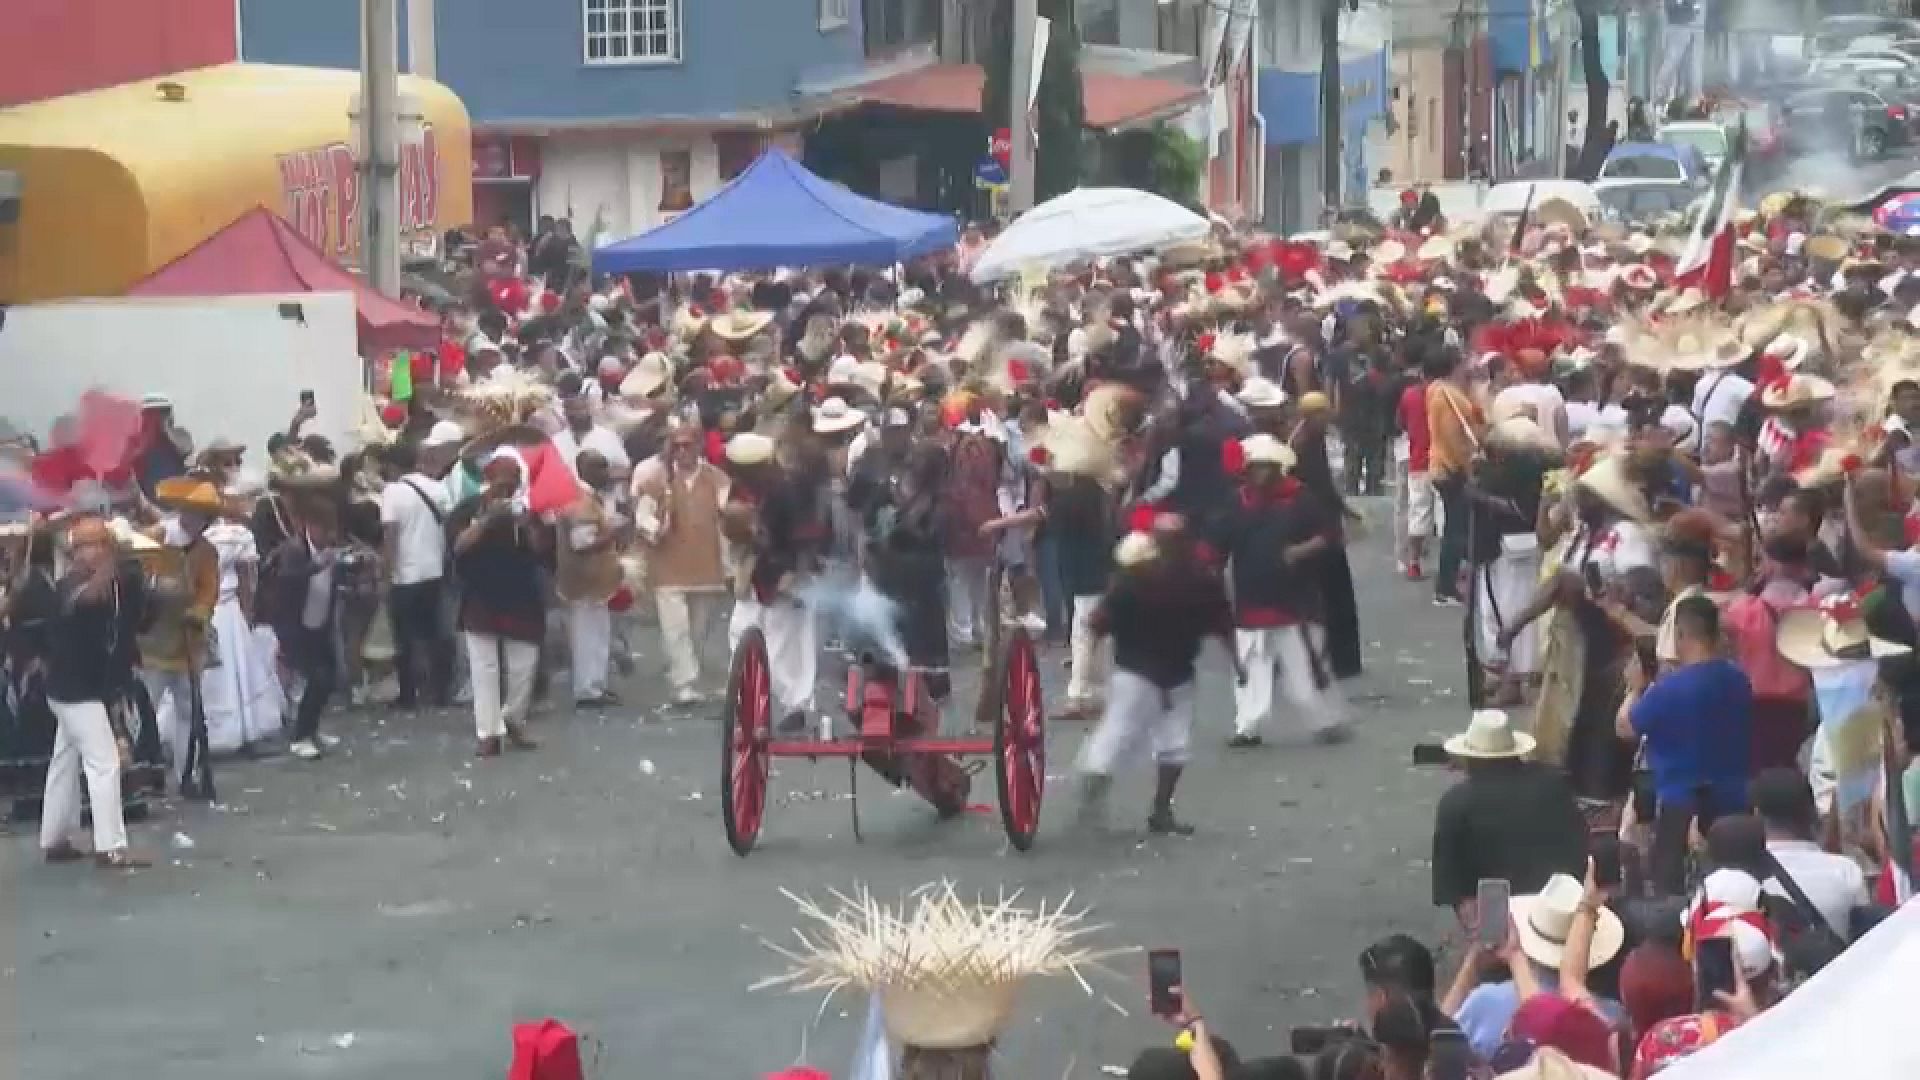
[277,125,443,261]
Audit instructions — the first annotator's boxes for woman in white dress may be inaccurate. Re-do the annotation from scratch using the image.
[199,496,285,751]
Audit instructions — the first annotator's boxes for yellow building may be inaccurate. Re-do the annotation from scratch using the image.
[0,62,473,303]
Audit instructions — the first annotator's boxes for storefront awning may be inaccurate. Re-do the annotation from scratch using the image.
[849,63,1206,131]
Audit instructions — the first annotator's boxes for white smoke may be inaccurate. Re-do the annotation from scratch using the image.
[800,566,910,671]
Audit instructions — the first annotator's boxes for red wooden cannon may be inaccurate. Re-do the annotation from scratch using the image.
[719,627,1047,855]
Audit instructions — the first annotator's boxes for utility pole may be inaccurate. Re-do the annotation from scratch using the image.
[1009,0,1040,215]
[1319,0,1341,217]
[361,0,402,296]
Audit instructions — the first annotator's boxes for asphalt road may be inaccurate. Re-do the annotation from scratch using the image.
[2,498,1473,1080]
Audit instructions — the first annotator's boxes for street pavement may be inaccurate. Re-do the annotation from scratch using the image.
[3,497,1474,1080]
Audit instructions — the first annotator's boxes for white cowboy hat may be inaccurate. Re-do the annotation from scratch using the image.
[1759,373,1836,410]
[1442,709,1537,760]
[1762,333,1810,371]
[724,432,775,466]
[422,420,467,449]
[1235,376,1288,410]
[1575,456,1653,524]
[709,308,774,343]
[1777,596,1913,669]
[1239,433,1297,472]
[1513,872,1626,972]
[1114,531,1160,568]
[811,396,867,435]
[620,351,674,399]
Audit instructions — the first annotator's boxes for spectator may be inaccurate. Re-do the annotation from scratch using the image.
[552,390,632,481]
[1430,710,1588,919]
[1629,912,1776,1078]
[1358,934,1451,1035]
[557,450,625,708]
[632,422,731,705]
[1751,767,1870,938]
[1618,593,1753,893]
[265,499,350,761]
[379,439,454,709]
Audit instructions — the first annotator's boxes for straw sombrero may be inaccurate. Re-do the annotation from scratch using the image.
[620,351,674,399]
[1778,593,1912,669]
[1574,456,1652,524]
[1443,709,1536,759]
[1760,373,1836,410]
[710,309,774,343]
[1240,433,1296,472]
[811,396,867,435]
[1514,873,1626,970]
[1235,376,1287,410]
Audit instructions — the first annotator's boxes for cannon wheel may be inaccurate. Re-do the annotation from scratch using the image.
[721,627,773,856]
[993,628,1046,851]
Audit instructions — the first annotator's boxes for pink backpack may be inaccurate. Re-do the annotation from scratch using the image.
[1722,592,1811,701]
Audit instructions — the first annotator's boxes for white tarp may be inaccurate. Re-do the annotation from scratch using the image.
[968,187,1212,283]
[0,291,362,459]
[1659,901,1920,1080]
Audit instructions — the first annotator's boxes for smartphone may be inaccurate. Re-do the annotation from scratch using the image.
[1476,879,1512,949]
[1146,948,1183,1018]
[299,389,316,408]
[1411,742,1450,767]
[1427,1029,1471,1080]
[1591,835,1623,889]
[1695,936,1737,1005]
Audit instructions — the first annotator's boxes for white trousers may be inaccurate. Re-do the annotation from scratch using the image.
[40,698,128,854]
[728,596,817,715]
[1394,463,1434,564]
[1066,594,1107,703]
[946,556,992,647]
[1475,548,1542,675]
[140,669,195,780]
[657,587,725,693]
[1077,671,1195,775]
[567,598,612,700]
[465,632,538,738]
[1233,625,1344,738]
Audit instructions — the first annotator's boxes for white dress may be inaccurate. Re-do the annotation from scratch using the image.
[199,522,285,750]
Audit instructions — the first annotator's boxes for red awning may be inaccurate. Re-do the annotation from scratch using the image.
[128,206,439,353]
[851,63,1206,131]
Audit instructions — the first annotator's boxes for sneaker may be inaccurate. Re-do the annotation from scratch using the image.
[1146,811,1196,836]
[1433,593,1464,608]
[289,739,321,760]
[1227,733,1264,749]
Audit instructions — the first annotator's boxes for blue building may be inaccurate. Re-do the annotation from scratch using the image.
[1253,0,1389,233]
[238,0,868,239]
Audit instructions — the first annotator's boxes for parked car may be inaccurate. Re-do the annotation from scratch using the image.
[1811,15,1920,59]
[1592,179,1704,226]
[1597,142,1711,186]
[1711,100,1786,166]
[1782,86,1910,158]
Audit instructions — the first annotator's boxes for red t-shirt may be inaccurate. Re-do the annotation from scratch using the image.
[1397,381,1432,472]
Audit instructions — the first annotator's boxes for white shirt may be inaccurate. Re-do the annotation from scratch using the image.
[1690,370,1754,452]
[1764,839,1870,938]
[379,473,451,585]
[551,424,631,479]
[1492,382,1567,445]
[1564,400,1601,441]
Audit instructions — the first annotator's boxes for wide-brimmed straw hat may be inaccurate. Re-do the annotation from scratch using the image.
[1513,873,1626,971]
[1489,415,1558,454]
[724,432,775,466]
[1114,531,1160,568]
[1443,709,1536,759]
[710,309,774,343]
[811,396,867,435]
[1777,593,1913,669]
[620,351,674,399]
[107,518,162,552]
[1040,415,1114,479]
[1240,433,1297,472]
[1575,456,1652,524]
[1760,373,1835,410]
[154,477,226,515]
[1236,376,1288,410]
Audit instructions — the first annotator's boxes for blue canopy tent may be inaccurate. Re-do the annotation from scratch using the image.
[592,149,958,274]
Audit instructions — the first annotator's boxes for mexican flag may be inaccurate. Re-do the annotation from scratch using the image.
[1671,127,1747,301]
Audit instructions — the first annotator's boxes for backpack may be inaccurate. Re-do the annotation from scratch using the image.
[1721,592,1810,701]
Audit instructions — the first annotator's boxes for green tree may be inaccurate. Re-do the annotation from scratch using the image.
[982,0,1086,203]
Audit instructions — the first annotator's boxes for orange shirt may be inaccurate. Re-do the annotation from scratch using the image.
[1426,380,1484,479]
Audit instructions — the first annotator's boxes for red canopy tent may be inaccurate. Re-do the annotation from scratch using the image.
[128,206,439,352]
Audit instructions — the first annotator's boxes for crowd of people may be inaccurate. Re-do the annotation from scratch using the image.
[7,190,1920,1075]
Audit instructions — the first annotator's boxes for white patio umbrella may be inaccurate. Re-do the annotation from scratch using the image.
[967,187,1211,284]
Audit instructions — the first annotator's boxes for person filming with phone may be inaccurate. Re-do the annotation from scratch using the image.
[1616,593,1753,894]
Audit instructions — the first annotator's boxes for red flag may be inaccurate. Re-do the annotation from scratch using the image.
[517,439,582,516]
[74,390,144,476]
[1673,148,1744,302]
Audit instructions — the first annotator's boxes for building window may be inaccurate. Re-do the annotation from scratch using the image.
[1157,0,1203,56]
[658,149,694,213]
[717,134,762,181]
[820,0,849,29]
[584,0,681,64]
[864,0,941,56]
[1080,0,1120,45]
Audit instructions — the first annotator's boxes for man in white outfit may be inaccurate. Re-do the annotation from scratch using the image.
[720,433,820,734]
[632,423,731,704]
[557,451,626,707]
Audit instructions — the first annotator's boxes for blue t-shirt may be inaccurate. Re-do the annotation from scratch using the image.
[1630,657,1752,810]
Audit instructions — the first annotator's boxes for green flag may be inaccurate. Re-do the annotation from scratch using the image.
[390,352,413,402]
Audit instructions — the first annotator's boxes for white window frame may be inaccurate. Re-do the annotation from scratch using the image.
[583,0,683,66]
[819,0,850,30]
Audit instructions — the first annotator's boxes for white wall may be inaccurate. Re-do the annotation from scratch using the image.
[541,132,723,243]
[0,292,363,457]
